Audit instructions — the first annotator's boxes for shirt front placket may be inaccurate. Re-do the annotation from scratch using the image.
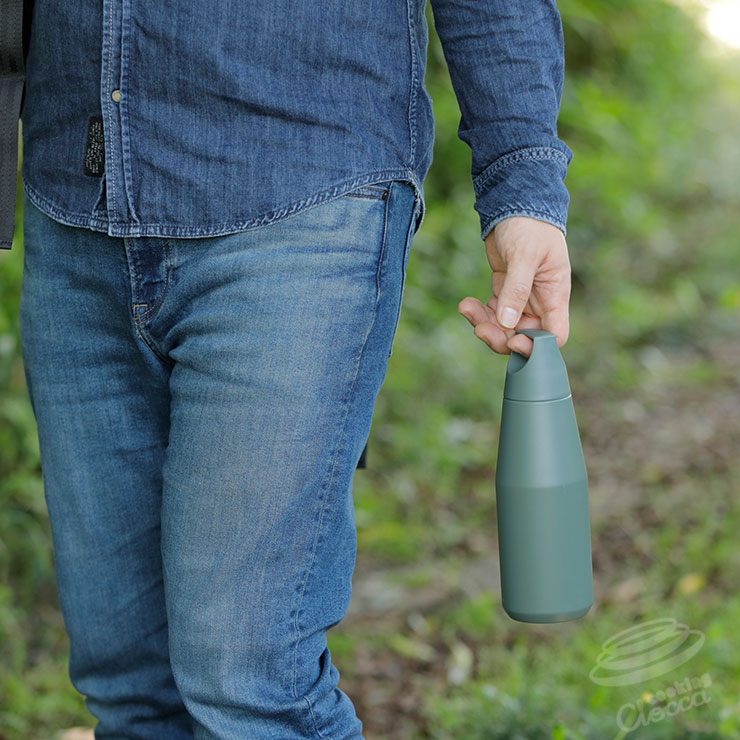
[100,0,135,231]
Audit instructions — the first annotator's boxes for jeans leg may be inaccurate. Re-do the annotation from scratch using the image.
[18,192,192,739]
[150,180,419,739]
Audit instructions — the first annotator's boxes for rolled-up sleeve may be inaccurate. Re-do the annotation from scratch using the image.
[429,0,573,239]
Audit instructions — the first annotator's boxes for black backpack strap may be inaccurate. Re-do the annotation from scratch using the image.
[0,0,32,250]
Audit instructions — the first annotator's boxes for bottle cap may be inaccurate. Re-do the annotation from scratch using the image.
[503,329,572,402]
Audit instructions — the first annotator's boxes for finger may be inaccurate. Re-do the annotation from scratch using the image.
[457,296,510,353]
[459,296,524,355]
[457,296,491,326]
[504,312,541,357]
[473,321,512,354]
[539,277,571,348]
[496,257,538,329]
[540,307,570,349]
[506,334,534,358]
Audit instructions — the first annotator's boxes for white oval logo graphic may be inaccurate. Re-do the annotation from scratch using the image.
[589,618,705,687]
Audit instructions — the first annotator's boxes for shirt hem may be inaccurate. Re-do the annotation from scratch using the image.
[21,169,426,239]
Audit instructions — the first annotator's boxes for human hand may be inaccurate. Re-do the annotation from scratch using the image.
[458,216,571,358]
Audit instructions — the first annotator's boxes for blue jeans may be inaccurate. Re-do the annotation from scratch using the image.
[19,179,421,740]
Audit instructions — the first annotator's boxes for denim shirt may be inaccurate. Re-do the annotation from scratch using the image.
[20,0,573,242]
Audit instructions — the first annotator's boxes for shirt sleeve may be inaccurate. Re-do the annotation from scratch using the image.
[428,0,573,239]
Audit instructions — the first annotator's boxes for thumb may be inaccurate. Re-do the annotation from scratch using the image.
[496,256,537,329]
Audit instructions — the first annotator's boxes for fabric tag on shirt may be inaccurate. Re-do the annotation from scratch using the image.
[83,116,105,177]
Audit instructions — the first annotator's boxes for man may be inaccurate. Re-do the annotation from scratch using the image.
[15,0,572,738]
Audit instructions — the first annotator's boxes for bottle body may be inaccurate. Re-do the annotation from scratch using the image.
[495,395,593,623]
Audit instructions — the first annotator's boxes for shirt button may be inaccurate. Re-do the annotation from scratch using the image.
[111,89,121,102]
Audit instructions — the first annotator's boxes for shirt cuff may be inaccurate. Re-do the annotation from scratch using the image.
[473,146,571,241]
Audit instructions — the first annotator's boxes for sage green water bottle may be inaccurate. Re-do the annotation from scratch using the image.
[495,329,593,623]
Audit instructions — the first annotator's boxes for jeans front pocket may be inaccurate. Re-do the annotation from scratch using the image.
[341,181,392,201]
[385,181,421,359]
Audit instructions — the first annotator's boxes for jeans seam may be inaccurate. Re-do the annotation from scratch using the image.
[374,182,393,306]
[292,301,376,737]
[291,193,389,738]
[303,695,326,739]
[344,192,387,201]
[125,237,142,314]
[343,181,392,201]
[387,199,417,358]
[131,321,174,367]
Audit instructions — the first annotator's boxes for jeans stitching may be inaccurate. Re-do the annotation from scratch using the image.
[374,182,393,305]
[292,299,378,739]
[125,238,143,317]
[387,199,417,358]
[291,188,391,738]
[343,182,391,201]
[131,321,174,367]
[344,192,387,201]
[303,695,325,739]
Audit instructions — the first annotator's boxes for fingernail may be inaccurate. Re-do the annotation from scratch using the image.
[499,307,518,328]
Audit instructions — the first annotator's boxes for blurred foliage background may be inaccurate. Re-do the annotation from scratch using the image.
[2,0,740,738]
